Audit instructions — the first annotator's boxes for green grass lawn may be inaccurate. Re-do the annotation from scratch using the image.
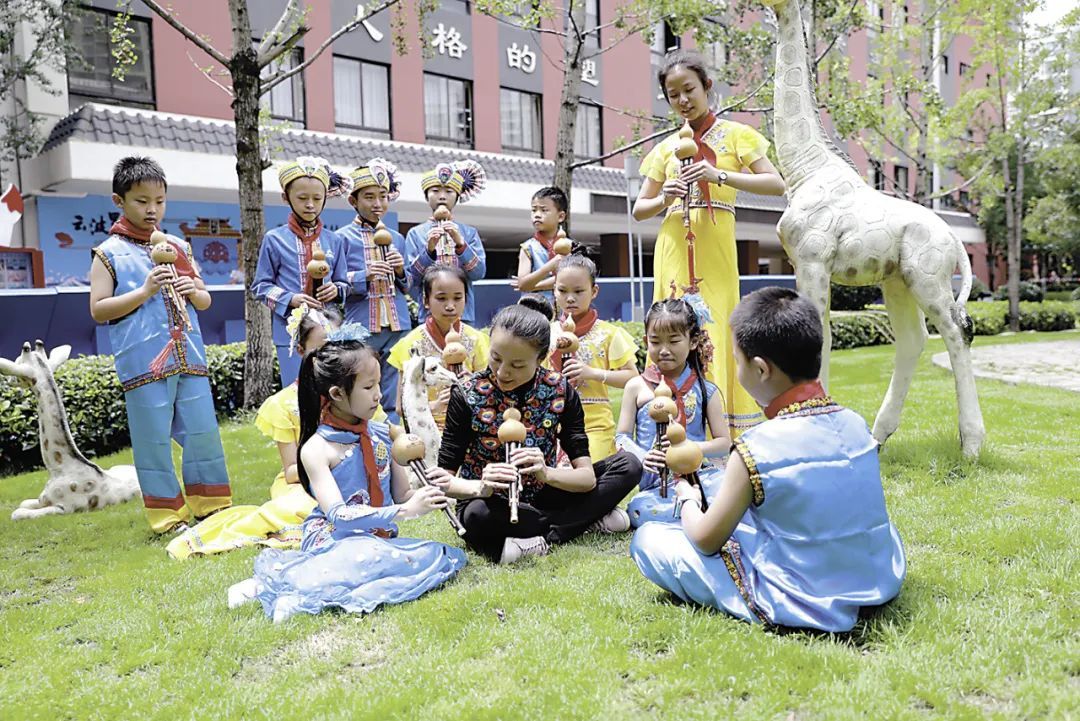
[1,332,1077,720]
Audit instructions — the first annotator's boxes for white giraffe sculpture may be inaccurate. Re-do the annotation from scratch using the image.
[762,0,985,457]
[0,341,140,519]
[399,351,458,479]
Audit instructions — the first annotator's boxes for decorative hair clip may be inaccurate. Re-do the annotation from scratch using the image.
[327,322,371,344]
[681,292,714,325]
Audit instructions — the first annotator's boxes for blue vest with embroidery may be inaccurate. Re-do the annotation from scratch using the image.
[520,236,555,302]
[93,235,208,392]
[728,401,906,629]
[338,220,411,330]
[303,421,395,529]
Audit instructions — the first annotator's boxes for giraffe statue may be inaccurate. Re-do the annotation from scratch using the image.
[399,351,458,480]
[760,0,985,457]
[0,341,140,519]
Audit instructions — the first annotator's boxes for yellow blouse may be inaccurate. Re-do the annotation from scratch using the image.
[388,323,490,427]
[640,119,770,215]
[254,384,300,445]
[551,319,637,405]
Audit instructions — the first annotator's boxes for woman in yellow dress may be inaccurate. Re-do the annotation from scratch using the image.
[633,49,786,437]
[167,306,351,559]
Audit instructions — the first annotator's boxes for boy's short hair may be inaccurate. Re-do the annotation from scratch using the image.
[730,287,823,381]
[532,186,568,214]
[112,156,167,197]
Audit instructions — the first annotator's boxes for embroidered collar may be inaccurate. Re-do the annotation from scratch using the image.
[765,380,834,419]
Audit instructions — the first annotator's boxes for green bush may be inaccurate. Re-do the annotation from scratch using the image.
[993,281,1044,302]
[830,311,894,350]
[1045,290,1075,302]
[965,302,1008,336]
[610,320,647,370]
[1071,287,1080,302]
[831,284,882,311]
[970,276,990,299]
[929,300,1078,336]
[0,342,260,473]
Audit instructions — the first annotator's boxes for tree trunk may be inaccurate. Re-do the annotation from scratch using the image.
[1001,154,1020,332]
[551,0,586,231]
[228,0,275,408]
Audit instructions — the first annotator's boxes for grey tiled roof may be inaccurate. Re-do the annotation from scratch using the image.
[41,103,788,210]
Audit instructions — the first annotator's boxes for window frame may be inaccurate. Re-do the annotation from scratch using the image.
[423,72,475,149]
[499,87,544,157]
[574,100,602,160]
[261,46,307,127]
[67,4,156,109]
[332,55,392,139]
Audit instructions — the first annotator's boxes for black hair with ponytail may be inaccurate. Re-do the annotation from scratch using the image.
[492,304,551,361]
[644,298,713,436]
[517,293,555,321]
[296,340,378,493]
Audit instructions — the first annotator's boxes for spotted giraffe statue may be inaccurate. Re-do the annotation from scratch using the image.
[0,341,140,520]
[399,351,458,482]
[761,0,985,457]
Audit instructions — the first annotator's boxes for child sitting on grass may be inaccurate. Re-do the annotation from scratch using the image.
[631,287,906,632]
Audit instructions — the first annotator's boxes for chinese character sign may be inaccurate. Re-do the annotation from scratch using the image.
[431,23,468,59]
[506,42,537,74]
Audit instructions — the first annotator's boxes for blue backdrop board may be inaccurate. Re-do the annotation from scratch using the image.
[35,195,393,287]
[0,276,796,359]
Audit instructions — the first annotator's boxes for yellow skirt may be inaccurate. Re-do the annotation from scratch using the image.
[166,473,317,560]
[653,209,764,436]
[583,402,617,461]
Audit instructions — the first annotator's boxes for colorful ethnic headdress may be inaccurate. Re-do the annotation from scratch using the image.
[419,159,487,203]
[278,156,353,198]
[349,157,401,201]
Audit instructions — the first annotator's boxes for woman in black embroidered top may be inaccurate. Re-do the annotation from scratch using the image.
[428,297,641,564]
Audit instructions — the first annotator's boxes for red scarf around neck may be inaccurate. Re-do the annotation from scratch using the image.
[425,316,462,350]
[110,217,155,244]
[319,407,384,508]
[642,364,699,426]
[550,309,598,372]
[289,213,324,295]
[688,112,719,223]
[534,230,555,256]
[764,380,827,420]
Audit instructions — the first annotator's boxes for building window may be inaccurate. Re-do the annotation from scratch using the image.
[870,160,885,191]
[261,47,306,127]
[333,57,390,138]
[500,88,542,157]
[584,0,600,48]
[958,190,970,207]
[424,73,473,149]
[67,6,155,108]
[893,164,909,196]
[575,102,601,159]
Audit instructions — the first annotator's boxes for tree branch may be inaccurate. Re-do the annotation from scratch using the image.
[568,125,674,170]
[256,0,300,59]
[486,12,567,37]
[140,0,229,66]
[186,51,233,97]
[927,158,993,200]
[813,0,860,69]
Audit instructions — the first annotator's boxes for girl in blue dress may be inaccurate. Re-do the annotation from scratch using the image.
[616,299,730,527]
[228,324,466,622]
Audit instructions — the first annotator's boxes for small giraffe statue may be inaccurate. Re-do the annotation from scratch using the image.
[399,351,458,480]
[0,340,140,520]
[760,0,986,457]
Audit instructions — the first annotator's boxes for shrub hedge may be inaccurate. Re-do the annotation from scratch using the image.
[0,343,262,473]
[993,281,1045,302]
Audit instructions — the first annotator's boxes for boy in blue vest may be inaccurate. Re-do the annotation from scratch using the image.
[89,156,231,534]
[339,158,411,420]
[405,160,487,325]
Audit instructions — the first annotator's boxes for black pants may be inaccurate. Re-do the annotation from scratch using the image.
[457,450,642,562]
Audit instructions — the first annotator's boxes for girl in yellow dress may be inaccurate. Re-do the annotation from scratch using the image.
[632,49,786,436]
[167,305,342,559]
[387,265,489,430]
[549,255,638,461]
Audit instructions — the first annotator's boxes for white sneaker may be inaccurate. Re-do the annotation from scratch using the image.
[587,508,631,534]
[227,578,260,609]
[499,535,551,564]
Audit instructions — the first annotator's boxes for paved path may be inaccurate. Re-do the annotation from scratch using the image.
[932,337,1080,392]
